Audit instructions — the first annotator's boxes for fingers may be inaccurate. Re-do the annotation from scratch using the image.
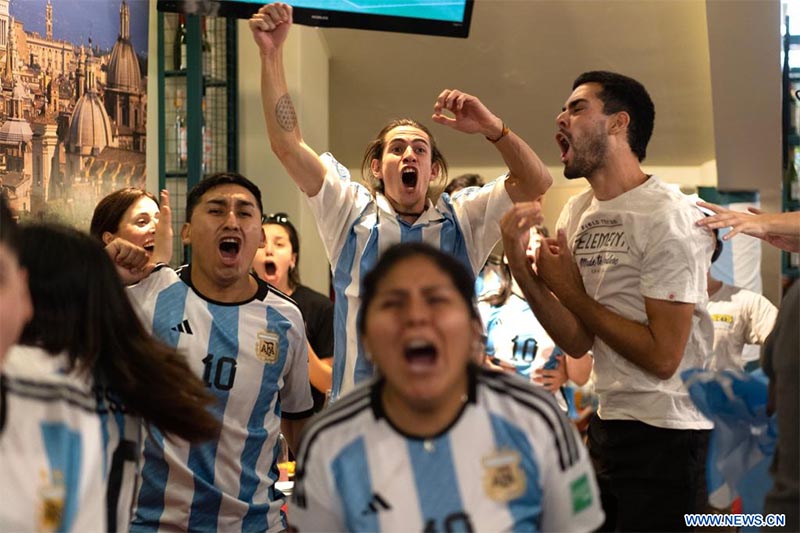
[747,207,763,215]
[153,189,174,265]
[695,200,725,215]
[434,89,471,114]
[250,2,292,32]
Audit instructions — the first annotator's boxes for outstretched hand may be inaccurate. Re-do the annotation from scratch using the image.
[431,89,503,139]
[696,201,800,252]
[249,2,292,55]
[499,202,543,276]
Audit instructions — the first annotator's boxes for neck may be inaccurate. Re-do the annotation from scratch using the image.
[707,273,722,297]
[192,267,258,303]
[386,195,427,223]
[381,377,468,438]
[587,154,648,201]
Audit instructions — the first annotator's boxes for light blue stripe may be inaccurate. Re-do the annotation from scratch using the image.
[187,304,239,531]
[330,223,360,401]
[131,283,189,531]
[407,435,467,530]
[41,422,82,532]
[438,198,472,271]
[240,307,292,531]
[353,228,380,385]
[151,281,190,347]
[710,227,734,285]
[399,218,423,243]
[332,437,378,532]
[489,413,542,531]
[131,430,167,532]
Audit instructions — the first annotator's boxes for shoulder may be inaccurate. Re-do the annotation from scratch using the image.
[476,368,582,471]
[293,285,332,308]
[3,346,96,415]
[296,382,374,458]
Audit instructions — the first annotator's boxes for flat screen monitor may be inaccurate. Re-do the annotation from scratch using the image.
[158,0,474,38]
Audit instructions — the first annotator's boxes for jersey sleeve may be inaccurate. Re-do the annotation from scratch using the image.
[290,438,346,532]
[125,265,181,327]
[744,293,778,345]
[640,206,711,304]
[539,425,604,532]
[305,153,373,268]
[280,312,314,418]
[449,176,513,273]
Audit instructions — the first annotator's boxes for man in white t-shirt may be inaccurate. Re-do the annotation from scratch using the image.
[501,71,715,531]
[705,233,777,370]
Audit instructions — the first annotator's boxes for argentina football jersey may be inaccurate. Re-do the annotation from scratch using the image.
[291,367,603,532]
[307,153,513,400]
[128,265,313,532]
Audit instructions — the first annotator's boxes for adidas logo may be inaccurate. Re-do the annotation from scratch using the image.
[361,493,391,515]
[171,319,193,335]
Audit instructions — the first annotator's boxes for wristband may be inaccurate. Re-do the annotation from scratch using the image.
[486,122,510,143]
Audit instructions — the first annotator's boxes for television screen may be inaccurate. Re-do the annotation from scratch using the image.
[158,0,474,38]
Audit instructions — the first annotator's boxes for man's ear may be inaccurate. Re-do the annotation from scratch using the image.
[180,222,191,245]
[609,111,630,135]
[370,158,382,179]
[259,225,266,248]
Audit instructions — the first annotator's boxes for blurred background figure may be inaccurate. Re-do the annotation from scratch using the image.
[705,229,777,372]
[478,226,593,419]
[444,173,484,196]
[252,212,333,412]
[2,223,217,532]
[0,197,32,363]
[90,188,162,260]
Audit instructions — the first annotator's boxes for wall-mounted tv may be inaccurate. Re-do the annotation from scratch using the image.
[157,1,474,38]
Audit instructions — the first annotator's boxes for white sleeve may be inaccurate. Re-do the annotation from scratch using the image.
[640,206,711,304]
[290,440,346,532]
[449,176,513,273]
[540,425,604,532]
[126,266,181,328]
[744,292,778,345]
[280,310,314,417]
[305,153,374,268]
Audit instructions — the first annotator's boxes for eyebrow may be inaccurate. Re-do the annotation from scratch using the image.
[562,98,589,113]
[387,137,430,146]
[205,198,256,209]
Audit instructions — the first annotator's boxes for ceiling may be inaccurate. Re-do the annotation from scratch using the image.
[320,0,718,172]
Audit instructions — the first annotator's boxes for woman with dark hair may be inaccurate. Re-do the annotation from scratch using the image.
[290,243,603,532]
[252,212,334,411]
[90,187,170,263]
[0,223,218,531]
[0,196,31,363]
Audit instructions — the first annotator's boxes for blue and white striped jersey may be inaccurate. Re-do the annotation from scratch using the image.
[307,153,513,400]
[128,265,314,532]
[0,346,106,533]
[291,367,604,532]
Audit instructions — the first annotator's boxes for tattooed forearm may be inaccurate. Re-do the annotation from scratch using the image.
[275,94,297,132]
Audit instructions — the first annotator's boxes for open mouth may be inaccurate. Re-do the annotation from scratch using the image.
[555,132,571,162]
[219,237,241,260]
[263,260,277,277]
[401,167,418,188]
[143,244,155,254]
[404,340,438,371]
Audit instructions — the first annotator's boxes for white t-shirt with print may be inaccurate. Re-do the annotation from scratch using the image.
[707,282,777,370]
[557,176,714,429]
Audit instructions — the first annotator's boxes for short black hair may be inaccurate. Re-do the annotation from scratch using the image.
[573,71,655,162]
[358,242,478,335]
[185,172,263,222]
[444,173,484,195]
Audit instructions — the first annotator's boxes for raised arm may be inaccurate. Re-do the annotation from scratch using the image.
[432,89,553,201]
[500,204,594,356]
[250,3,327,196]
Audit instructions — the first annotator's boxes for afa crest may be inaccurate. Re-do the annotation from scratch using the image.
[482,449,526,502]
[38,468,65,532]
[256,330,280,364]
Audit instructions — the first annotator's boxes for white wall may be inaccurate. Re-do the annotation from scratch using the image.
[237,23,331,294]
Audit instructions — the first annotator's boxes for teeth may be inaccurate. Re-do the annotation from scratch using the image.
[222,237,238,243]
[407,339,432,349]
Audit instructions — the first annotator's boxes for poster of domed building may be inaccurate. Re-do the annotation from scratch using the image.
[0,0,148,228]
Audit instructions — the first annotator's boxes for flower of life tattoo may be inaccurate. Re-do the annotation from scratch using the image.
[276,94,297,132]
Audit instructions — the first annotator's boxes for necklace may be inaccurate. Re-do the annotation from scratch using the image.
[395,209,425,217]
